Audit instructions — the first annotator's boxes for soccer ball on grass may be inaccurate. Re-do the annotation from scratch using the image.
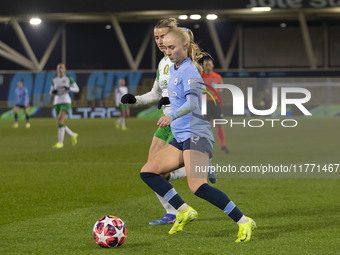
[93,215,127,248]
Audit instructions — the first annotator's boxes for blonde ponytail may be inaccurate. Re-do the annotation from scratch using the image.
[166,27,210,73]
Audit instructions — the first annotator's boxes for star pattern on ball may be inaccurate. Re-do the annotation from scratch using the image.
[99,216,115,229]
[94,216,126,247]
[96,228,111,245]
[113,225,126,239]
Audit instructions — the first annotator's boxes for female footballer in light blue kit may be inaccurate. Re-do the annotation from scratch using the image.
[121,18,190,225]
[140,27,256,242]
[13,80,30,128]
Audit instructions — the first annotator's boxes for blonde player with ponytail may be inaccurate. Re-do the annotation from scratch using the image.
[140,27,256,242]
[121,18,214,225]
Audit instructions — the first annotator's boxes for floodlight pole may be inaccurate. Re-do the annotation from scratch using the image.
[298,12,317,69]
[238,24,243,70]
[323,22,328,69]
[111,15,137,70]
[0,48,35,69]
[39,24,64,70]
[134,25,153,70]
[206,21,242,70]
[225,25,241,70]
[0,41,35,69]
[11,19,40,70]
[206,20,227,69]
[62,24,66,66]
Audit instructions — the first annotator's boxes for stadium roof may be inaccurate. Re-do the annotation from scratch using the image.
[1,0,340,23]
[1,0,339,71]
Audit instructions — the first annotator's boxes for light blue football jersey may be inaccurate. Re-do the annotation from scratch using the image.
[168,57,214,143]
[15,87,29,106]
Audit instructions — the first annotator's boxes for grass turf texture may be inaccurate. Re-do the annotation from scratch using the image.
[0,117,339,255]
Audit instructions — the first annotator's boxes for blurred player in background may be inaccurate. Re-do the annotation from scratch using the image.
[13,80,30,128]
[140,27,256,242]
[50,63,79,149]
[202,57,229,154]
[115,78,130,131]
[121,18,195,225]
[262,88,272,109]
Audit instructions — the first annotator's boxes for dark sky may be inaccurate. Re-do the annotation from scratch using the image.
[2,0,336,15]
[1,0,246,15]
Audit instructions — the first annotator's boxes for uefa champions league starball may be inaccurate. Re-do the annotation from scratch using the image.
[93,215,127,248]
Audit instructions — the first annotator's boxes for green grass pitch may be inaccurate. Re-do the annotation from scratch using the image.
[0,117,339,254]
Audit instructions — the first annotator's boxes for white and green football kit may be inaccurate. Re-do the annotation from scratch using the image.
[50,75,79,148]
[135,56,172,114]
[134,56,187,222]
[135,56,173,142]
[50,75,79,107]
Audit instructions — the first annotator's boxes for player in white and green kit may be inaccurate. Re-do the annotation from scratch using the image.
[136,55,173,144]
[50,63,79,149]
[121,18,187,225]
[115,78,130,130]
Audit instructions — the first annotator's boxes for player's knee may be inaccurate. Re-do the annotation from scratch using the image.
[141,161,163,175]
[140,164,149,173]
[141,162,156,173]
[56,116,64,124]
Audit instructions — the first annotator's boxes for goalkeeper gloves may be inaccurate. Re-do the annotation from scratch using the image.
[121,94,136,104]
[158,97,170,109]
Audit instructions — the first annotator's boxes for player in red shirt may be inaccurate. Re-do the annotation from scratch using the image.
[201,57,229,154]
